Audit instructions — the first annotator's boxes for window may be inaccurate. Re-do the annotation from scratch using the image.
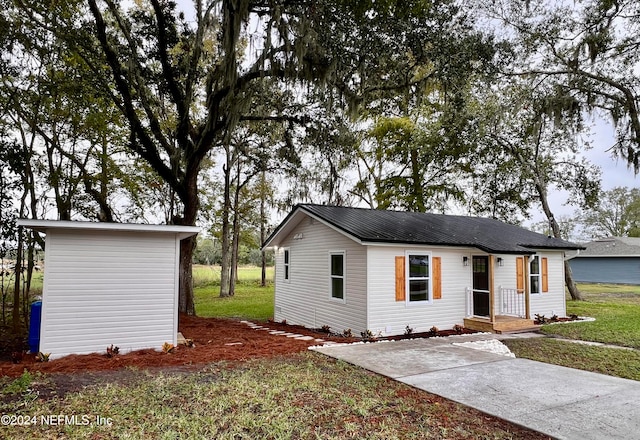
[530,255,540,294]
[407,253,430,302]
[283,249,290,281]
[330,252,345,300]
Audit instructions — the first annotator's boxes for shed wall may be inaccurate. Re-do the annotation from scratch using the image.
[273,217,367,334]
[40,230,179,358]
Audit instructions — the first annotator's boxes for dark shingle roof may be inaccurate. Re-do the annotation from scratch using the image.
[265,204,583,254]
[574,237,640,257]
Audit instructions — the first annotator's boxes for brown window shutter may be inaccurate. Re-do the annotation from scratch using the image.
[432,256,442,299]
[516,257,524,293]
[395,256,406,301]
[542,257,549,292]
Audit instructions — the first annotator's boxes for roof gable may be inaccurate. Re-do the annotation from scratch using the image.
[263,204,583,254]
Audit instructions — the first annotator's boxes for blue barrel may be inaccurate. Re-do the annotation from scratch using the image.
[28,301,42,353]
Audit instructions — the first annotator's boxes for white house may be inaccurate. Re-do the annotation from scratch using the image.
[263,205,583,335]
[18,219,199,359]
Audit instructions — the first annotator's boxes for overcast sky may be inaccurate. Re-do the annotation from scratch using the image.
[536,118,638,226]
[171,1,638,226]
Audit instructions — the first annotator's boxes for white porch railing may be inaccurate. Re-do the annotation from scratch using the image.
[465,287,473,317]
[499,286,525,318]
[466,286,526,318]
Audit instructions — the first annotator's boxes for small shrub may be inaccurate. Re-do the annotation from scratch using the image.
[453,324,464,334]
[534,314,547,325]
[281,319,287,325]
[569,314,579,320]
[428,326,439,337]
[342,328,353,338]
[550,314,559,322]
[36,352,50,362]
[360,330,380,342]
[106,344,120,358]
[321,325,331,334]
[162,342,176,353]
[404,325,414,336]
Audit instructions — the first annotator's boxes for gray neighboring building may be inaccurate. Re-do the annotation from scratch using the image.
[568,237,640,285]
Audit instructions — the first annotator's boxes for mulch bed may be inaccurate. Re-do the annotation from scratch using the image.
[1,316,481,379]
[0,315,358,378]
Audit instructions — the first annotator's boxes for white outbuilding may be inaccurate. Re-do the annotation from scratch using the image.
[18,219,199,359]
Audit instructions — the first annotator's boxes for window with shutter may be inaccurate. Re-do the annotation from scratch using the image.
[405,252,431,303]
[530,256,541,294]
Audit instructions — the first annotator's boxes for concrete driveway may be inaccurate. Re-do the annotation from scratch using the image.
[311,334,640,440]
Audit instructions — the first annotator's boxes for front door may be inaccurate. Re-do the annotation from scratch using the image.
[472,256,490,317]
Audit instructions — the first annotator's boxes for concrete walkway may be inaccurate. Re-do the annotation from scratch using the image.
[311,334,640,440]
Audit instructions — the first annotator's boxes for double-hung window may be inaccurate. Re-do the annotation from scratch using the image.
[283,248,290,281]
[330,251,345,300]
[530,255,541,294]
[407,253,430,302]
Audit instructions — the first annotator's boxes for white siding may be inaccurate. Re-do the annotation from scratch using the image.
[273,216,568,336]
[274,218,367,334]
[40,229,179,359]
[367,246,474,336]
[529,252,567,317]
[494,252,567,318]
[494,254,519,317]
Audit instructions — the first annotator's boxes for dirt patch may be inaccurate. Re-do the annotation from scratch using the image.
[0,315,355,378]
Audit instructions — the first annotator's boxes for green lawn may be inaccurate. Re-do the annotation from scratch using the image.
[193,265,275,320]
[192,265,274,288]
[503,338,640,381]
[0,354,546,440]
[506,282,640,379]
[540,283,640,348]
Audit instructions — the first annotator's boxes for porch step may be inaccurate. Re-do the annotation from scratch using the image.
[464,316,540,334]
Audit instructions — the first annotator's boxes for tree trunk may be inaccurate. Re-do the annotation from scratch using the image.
[260,171,267,287]
[535,180,583,301]
[177,169,200,316]
[12,227,23,334]
[178,236,196,315]
[410,149,425,212]
[564,259,582,301]
[229,163,242,297]
[219,147,233,298]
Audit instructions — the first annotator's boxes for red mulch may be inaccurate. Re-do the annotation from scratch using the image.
[1,315,356,378]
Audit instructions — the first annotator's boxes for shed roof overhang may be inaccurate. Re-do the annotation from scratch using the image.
[17,219,200,240]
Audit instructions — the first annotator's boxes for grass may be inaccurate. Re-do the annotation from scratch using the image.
[0,271,43,293]
[0,353,542,440]
[193,265,275,320]
[540,283,640,348]
[193,266,274,321]
[195,283,274,320]
[506,282,640,380]
[503,339,640,381]
[192,265,274,288]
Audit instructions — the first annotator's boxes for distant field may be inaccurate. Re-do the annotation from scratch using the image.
[0,271,43,297]
[192,264,274,288]
[193,265,275,320]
